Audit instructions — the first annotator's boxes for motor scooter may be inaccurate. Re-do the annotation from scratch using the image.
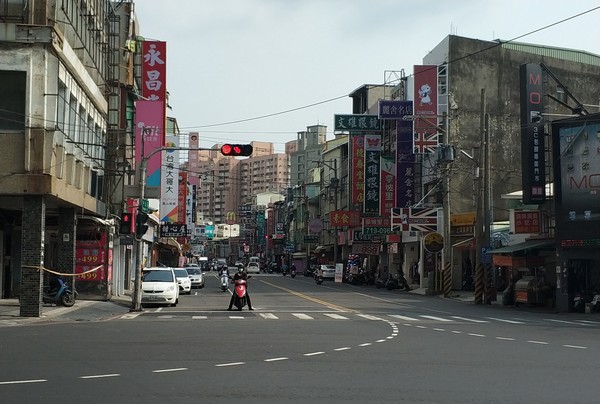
[291,267,296,278]
[220,272,229,292]
[232,277,251,310]
[43,277,76,307]
[314,271,324,285]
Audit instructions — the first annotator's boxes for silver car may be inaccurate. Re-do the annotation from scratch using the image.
[320,264,336,280]
[173,268,192,294]
[184,266,204,289]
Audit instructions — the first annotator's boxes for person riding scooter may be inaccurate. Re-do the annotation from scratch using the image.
[219,266,230,291]
[227,267,253,311]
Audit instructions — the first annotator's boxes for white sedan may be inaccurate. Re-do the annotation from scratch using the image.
[246,262,261,274]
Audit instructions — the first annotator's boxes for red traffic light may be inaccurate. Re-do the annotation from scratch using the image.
[220,143,253,157]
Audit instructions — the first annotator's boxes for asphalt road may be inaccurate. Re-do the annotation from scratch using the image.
[1,273,599,403]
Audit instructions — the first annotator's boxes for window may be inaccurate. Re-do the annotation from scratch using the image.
[0,70,26,130]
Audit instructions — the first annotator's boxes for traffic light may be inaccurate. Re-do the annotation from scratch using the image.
[135,211,149,237]
[120,212,132,235]
[220,144,253,157]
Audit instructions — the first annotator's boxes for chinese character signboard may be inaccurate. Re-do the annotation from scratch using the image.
[413,65,439,154]
[141,41,167,101]
[519,63,545,204]
[396,102,416,207]
[135,100,164,187]
[160,135,179,222]
[380,156,396,216]
[364,134,381,214]
[334,114,381,131]
[160,223,187,237]
[351,135,365,208]
[378,100,414,120]
[514,211,541,234]
[178,171,187,224]
[330,210,361,228]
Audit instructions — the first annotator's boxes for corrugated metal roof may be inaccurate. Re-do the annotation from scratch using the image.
[499,40,600,66]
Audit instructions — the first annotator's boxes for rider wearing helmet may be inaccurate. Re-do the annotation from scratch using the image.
[227,266,254,311]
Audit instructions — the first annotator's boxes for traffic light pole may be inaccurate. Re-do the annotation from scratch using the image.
[130,145,212,312]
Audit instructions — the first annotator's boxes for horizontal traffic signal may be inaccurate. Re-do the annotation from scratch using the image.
[221,144,253,157]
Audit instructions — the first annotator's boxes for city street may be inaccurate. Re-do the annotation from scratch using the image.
[1,273,599,403]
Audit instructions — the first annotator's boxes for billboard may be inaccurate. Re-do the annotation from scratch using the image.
[552,116,600,247]
[413,65,439,154]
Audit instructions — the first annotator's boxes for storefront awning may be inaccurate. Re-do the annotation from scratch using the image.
[489,239,554,254]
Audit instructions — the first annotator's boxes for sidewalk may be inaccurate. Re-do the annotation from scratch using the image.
[0,293,132,325]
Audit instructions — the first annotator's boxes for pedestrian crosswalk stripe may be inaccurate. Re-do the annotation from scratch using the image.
[260,313,278,319]
[389,314,420,321]
[485,317,524,324]
[356,314,384,321]
[292,313,313,320]
[420,315,453,322]
[451,316,489,323]
[192,316,207,319]
[323,313,349,320]
[229,316,245,319]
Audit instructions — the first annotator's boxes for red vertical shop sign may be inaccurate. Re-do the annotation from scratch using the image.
[351,135,365,209]
[413,65,439,155]
[76,232,108,282]
[141,41,167,101]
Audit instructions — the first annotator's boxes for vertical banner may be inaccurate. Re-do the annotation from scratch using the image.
[186,182,194,234]
[520,63,545,204]
[413,65,439,154]
[141,41,167,101]
[396,101,416,207]
[177,171,187,224]
[364,134,381,214]
[160,135,179,222]
[135,100,164,187]
[380,156,396,216]
[351,135,365,209]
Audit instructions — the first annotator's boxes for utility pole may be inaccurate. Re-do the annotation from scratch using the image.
[130,145,211,312]
[441,112,452,296]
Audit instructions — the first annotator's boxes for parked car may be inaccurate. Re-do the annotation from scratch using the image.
[319,264,336,280]
[185,266,204,289]
[141,267,179,307]
[173,267,192,294]
[246,262,261,274]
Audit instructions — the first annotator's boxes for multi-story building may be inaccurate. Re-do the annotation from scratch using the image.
[0,1,138,315]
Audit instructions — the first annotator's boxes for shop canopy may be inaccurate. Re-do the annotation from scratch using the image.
[489,239,554,254]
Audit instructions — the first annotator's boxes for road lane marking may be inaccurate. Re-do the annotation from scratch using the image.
[192,315,207,319]
[356,314,384,321]
[79,374,120,379]
[323,313,349,320]
[563,344,587,349]
[545,319,590,326]
[433,328,446,332]
[389,314,420,321]
[215,362,245,367]
[334,347,351,351]
[451,316,489,323]
[527,340,549,345]
[496,337,515,341]
[260,280,354,312]
[358,343,372,347]
[0,379,47,385]
[467,333,485,337]
[153,368,188,373]
[259,313,278,319]
[264,357,288,362]
[485,317,524,324]
[292,313,313,320]
[304,352,325,356]
[420,315,453,322]
[229,316,245,319]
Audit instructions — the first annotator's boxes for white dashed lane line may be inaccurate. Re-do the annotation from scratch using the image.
[0,379,47,385]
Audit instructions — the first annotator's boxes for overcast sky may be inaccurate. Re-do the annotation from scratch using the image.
[133,1,600,152]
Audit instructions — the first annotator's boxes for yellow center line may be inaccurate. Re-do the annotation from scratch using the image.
[260,280,356,313]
